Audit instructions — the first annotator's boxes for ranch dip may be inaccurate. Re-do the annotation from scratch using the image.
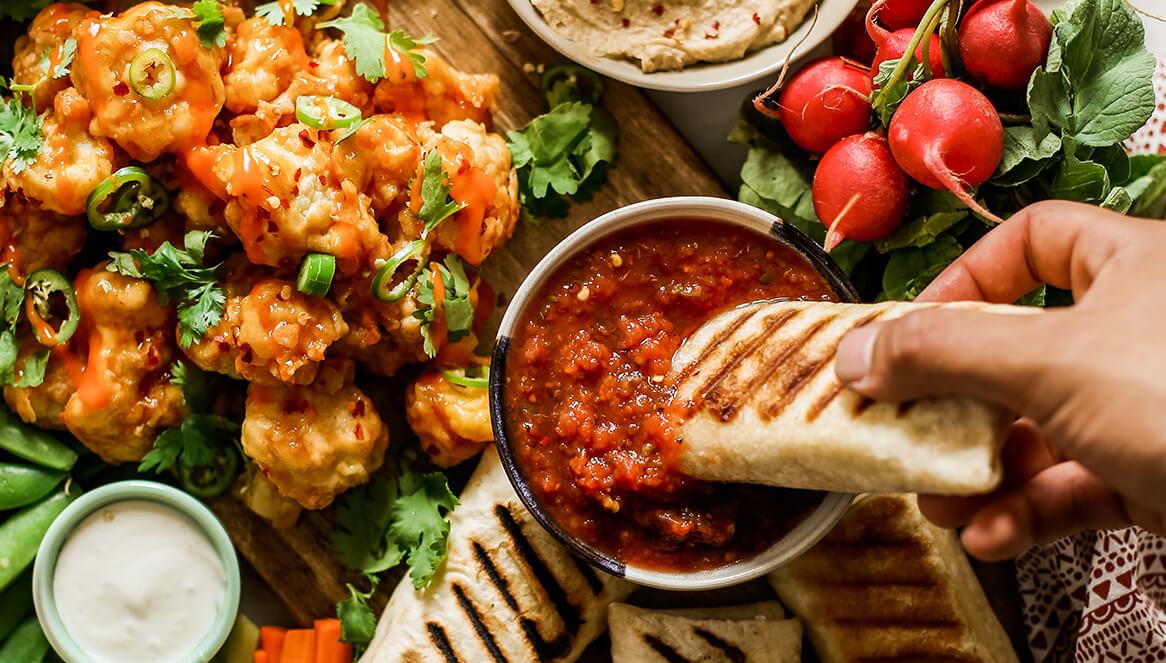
[52,500,227,663]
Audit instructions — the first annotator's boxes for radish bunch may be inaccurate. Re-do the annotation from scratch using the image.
[766,0,1051,247]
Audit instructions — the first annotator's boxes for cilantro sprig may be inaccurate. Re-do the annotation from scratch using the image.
[138,412,239,474]
[191,0,227,48]
[317,5,434,83]
[416,151,461,237]
[0,270,47,388]
[256,0,337,26]
[414,255,474,358]
[0,84,45,175]
[106,231,226,348]
[10,37,76,101]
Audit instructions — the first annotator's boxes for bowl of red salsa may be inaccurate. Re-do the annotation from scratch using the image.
[491,197,857,590]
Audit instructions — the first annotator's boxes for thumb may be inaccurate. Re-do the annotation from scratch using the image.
[835,307,1069,415]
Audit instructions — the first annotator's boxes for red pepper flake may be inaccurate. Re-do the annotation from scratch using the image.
[267,220,278,233]
[113,81,129,96]
[621,17,630,28]
[308,60,319,68]
[298,129,315,148]
[752,12,761,25]
[663,27,676,38]
[705,21,720,39]
[354,423,364,440]
[349,398,366,417]
[652,3,664,16]
[293,167,302,182]
[318,174,327,186]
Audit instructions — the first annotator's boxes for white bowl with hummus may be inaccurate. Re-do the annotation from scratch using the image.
[32,481,240,663]
[509,0,862,92]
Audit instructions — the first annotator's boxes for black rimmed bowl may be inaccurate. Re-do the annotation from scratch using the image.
[490,196,857,590]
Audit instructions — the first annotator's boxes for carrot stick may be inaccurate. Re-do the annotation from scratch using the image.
[314,619,352,663]
[255,652,269,663]
[260,626,286,661]
[280,629,316,663]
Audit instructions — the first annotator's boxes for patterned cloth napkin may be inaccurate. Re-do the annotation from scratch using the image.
[1016,12,1166,661]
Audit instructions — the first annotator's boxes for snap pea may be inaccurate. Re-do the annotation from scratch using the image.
[0,463,65,510]
[0,486,76,593]
[0,617,49,663]
[0,569,32,642]
[0,408,77,471]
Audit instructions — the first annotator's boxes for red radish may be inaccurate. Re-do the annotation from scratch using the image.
[888,79,1005,223]
[832,2,878,64]
[960,0,1053,90]
[876,0,933,30]
[867,3,945,78]
[774,57,874,154]
[813,132,910,250]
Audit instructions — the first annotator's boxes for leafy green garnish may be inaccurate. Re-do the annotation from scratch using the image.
[416,151,461,237]
[0,87,45,175]
[881,235,963,301]
[106,231,226,348]
[414,255,474,358]
[0,270,46,388]
[255,0,336,25]
[138,413,239,474]
[337,577,379,656]
[191,0,227,49]
[10,37,76,102]
[330,458,459,587]
[317,6,434,83]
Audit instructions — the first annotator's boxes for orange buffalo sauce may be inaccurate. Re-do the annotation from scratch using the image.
[64,269,112,410]
[427,264,447,352]
[0,218,22,285]
[24,298,58,347]
[450,167,494,266]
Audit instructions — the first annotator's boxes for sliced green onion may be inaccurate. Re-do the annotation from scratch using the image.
[24,268,79,346]
[296,253,335,297]
[86,166,170,231]
[295,95,362,130]
[371,240,427,302]
[443,365,489,389]
[129,48,176,101]
[540,64,604,108]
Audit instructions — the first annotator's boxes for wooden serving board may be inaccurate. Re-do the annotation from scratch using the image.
[211,0,726,627]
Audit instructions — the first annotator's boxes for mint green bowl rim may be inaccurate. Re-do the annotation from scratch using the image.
[32,480,241,663]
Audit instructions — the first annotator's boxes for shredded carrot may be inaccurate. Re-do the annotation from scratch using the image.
[280,629,317,663]
[260,626,286,661]
[314,619,352,663]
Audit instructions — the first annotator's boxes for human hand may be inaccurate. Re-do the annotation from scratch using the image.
[834,201,1166,560]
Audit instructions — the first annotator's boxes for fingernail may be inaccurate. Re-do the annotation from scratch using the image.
[836,325,878,384]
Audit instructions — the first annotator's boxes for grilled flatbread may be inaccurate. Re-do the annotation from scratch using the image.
[609,602,801,663]
[362,447,633,663]
[768,494,1018,663]
[672,300,1018,495]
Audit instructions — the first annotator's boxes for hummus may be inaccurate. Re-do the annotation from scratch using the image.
[531,0,818,73]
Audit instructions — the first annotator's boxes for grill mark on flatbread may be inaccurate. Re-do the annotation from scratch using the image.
[642,634,692,663]
[493,505,578,659]
[803,309,889,421]
[452,584,508,663]
[471,541,520,612]
[696,309,802,420]
[426,622,461,663]
[677,305,765,386]
[569,552,604,595]
[756,315,840,419]
[692,627,747,662]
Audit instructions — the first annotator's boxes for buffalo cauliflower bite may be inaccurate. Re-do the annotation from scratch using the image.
[373,49,498,127]
[242,361,388,509]
[11,3,97,111]
[223,18,310,114]
[328,266,429,377]
[0,196,87,274]
[3,335,74,430]
[329,115,420,218]
[5,88,117,216]
[399,121,519,265]
[184,278,348,385]
[208,125,389,270]
[61,268,186,463]
[71,1,226,161]
[406,369,493,467]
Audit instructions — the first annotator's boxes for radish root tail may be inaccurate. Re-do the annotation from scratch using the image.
[922,149,1005,224]
[824,193,862,251]
[753,3,823,118]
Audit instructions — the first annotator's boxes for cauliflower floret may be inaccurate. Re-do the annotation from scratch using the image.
[328,268,428,377]
[0,195,87,274]
[11,3,97,110]
[5,88,117,216]
[61,267,186,463]
[184,278,348,385]
[406,368,492,467]
[3,336,74,430]
[372,49,498,127]
[329,115,420,218]
[308,39,375,111]
[223,18,309,114]
[242,361,387,509]
[399,121,519,265]
[207,124,389,271]
[71,1,226,161]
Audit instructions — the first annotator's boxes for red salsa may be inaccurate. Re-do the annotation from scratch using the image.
[504,220,840,571]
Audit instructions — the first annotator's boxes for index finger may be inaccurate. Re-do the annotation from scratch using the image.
[915,201,1140,304]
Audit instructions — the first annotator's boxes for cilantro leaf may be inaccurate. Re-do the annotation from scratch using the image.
[389,471,459,588]
[330,476,404,574]
[106,231,226,347]
[337,577,379,656]
[255,0,336,26]
[0,91,45,174]
[138,414,238,474]
[171,361,211,413]
[318,6,433,83]
[192,0,227,49]
[416,151,461,236]
[413,255,475,358]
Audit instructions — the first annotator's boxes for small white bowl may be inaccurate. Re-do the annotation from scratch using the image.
[506,0,862,92]
[490,196,857,590]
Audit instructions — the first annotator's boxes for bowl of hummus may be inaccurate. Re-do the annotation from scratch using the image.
[509,0,862,92]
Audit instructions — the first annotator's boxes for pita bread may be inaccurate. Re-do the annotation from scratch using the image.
[609,602,801,663]
[672,300,1019,495]
[768,494,1018,663]
[363,447,633,662]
